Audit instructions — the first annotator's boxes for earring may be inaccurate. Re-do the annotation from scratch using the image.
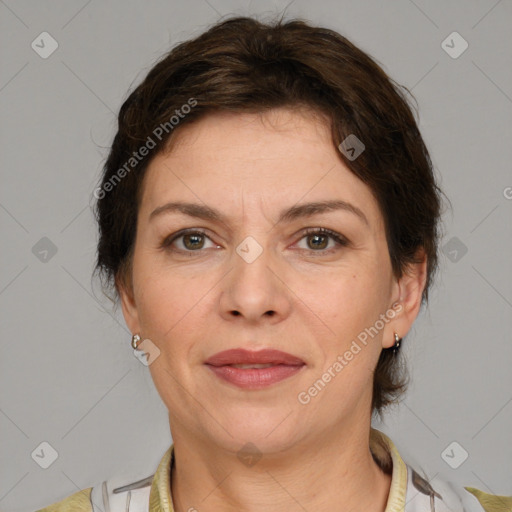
[392,332,402,354]
[131,334,141,350]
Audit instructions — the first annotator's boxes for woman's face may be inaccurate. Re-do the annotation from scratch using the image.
[119,107,424,452]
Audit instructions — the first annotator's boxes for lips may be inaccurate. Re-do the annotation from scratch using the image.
[205,348,305,367]
[204,349,305,389]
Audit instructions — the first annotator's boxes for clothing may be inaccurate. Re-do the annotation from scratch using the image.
[35,428,510,512]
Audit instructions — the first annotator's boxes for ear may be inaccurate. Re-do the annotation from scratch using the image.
[116,270,141,336]
[382,248,428,349]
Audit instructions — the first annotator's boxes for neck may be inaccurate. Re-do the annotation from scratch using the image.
[169,421,392,512]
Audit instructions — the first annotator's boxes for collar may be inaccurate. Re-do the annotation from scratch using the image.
[148,427,409,512]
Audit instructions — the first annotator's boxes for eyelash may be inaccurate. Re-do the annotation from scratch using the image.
[160,227,349,255]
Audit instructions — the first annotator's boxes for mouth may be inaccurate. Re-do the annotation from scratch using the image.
[228,363,277,369]
[204,348,305,389]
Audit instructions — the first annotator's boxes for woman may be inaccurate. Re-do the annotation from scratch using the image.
[36,15,509,512]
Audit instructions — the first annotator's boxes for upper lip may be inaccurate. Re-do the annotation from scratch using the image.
[205,349,305,366]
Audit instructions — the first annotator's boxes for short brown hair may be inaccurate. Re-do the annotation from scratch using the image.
[94,15,443,415]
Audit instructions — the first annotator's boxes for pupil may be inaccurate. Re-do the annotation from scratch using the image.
[185,234,203,250]
[309,234,327,250]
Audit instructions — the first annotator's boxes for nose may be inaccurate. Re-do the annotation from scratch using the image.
[218,236,293,325]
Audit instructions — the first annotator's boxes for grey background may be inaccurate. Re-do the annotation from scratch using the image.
[1,0,511,510]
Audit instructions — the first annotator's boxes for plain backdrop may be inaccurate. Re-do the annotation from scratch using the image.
[1,1,511,510]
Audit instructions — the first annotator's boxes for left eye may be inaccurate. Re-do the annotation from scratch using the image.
[295,228,348,252]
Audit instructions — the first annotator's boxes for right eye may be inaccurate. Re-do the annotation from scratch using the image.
[160,229,220,253]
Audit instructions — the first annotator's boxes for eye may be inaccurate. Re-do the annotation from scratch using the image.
[160,227,349,255]
[161,229,219,252]
[295,227,348,253]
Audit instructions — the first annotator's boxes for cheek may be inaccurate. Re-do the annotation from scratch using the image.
[132,256,179,336]
[305,272,387,394]
[301,265,387,335]
[133,259,215,353]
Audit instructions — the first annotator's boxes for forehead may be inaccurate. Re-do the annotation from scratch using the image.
[140,108,383,228]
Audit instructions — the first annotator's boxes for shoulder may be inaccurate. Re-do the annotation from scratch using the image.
[405,464,512,512]
[34,474,154,512]
[371,429,511,512]
[461,486,512,512]
[35,487,93,512]
[34,445,172,512]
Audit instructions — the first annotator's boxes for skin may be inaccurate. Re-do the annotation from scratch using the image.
[118,107,427,512]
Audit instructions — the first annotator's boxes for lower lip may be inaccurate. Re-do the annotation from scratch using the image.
[206,364,304,389]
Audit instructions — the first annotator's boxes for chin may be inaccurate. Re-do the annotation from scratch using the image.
[209,407,302,453]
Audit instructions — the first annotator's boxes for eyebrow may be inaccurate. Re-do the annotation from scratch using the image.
[149,199,369,226]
